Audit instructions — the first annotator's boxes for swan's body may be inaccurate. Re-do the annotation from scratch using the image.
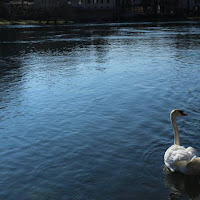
[164,109,200,175]
[164,144,197,174]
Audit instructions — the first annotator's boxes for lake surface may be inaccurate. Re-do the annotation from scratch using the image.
[0,21,200,200]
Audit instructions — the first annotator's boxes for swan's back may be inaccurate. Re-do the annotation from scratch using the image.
[164,145,197,174]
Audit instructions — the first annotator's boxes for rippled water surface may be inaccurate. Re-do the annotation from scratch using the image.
[0,22,200,200]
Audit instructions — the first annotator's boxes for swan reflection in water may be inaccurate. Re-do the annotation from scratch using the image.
[164,166,200,200]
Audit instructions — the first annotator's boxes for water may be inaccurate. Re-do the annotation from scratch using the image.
[0,21,200,200]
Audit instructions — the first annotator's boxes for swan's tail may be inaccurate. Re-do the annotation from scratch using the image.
[187,156,200,175]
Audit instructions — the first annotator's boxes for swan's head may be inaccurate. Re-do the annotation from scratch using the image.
[170,109,188,118]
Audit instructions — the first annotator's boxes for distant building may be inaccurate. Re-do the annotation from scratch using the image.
[2,0,200,20]
[194,0,200,13]
[4,0,34,18]
[65,0,116,9]
[159,0,196,15]
[33,0,61,10]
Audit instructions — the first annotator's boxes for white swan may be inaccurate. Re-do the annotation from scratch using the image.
[164,109,200,175]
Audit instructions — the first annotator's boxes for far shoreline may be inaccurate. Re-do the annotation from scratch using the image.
[0,16,200,26]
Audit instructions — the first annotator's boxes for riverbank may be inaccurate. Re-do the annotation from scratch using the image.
[0,20,70,25]
[0,16,200,26]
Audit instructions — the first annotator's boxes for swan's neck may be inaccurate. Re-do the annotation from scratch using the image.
[171,115,180,145]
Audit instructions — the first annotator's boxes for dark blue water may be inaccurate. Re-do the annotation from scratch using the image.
[0,22,200,200]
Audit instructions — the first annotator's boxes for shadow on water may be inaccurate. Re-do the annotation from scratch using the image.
[163,167,200,200]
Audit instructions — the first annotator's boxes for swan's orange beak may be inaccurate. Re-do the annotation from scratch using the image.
[181,112,188,116]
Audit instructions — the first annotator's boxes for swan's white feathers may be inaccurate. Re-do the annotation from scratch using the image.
[186,146,197,155]
[164,145,197,173]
